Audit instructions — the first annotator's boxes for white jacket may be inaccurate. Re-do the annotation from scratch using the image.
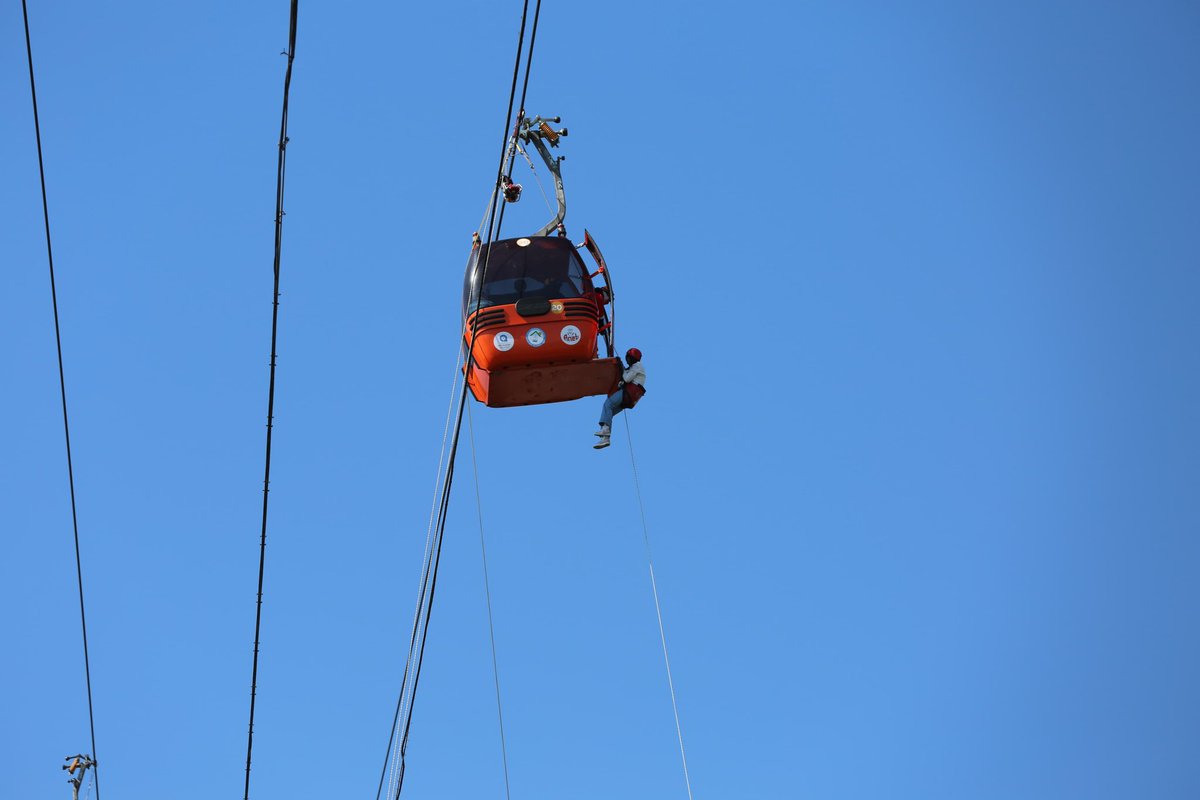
[622,361,646,387]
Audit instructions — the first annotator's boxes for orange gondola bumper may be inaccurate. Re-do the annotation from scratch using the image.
[467,357,621,408]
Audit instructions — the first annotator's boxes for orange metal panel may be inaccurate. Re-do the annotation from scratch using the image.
[464,300,602,370]
[467,358,621,408]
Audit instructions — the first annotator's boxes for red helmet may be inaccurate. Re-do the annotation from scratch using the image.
[625,347,642,364]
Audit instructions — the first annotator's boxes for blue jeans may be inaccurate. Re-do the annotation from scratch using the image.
[599,389,624,427]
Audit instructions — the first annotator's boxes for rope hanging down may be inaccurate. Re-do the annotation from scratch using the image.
[22,3,101,795]
[244,4,298,799]
[623,415,695,800]
[376,2,543,796]
[466,401,513,800]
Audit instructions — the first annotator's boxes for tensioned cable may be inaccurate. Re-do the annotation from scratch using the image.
[376,349,463,800]
[378,2,543,795]
[498,0,543,192]
[22,4,101,796]
[466,400,513,800]
[514,0,543,152]
[623,415,695,800]
[243,3,298,799]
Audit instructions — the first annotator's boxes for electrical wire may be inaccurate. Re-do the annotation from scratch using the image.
[243,4,298,798]
[21,4,101,796]
[623,415,695,800]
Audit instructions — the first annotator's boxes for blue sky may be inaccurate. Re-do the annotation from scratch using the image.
[4,1,1199,798]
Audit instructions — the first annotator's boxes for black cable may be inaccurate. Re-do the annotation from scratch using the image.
[244,4,298,799]
[21,5,101,797]
[493,0,542,220]
[494,0,541,220]
[516,0,542,138]
[376,1,546,796]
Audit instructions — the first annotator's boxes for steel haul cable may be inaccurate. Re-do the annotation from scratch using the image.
[377,1,544,796]
[21,3,101,796]
[376,347,462,800]
[243,3,298,799]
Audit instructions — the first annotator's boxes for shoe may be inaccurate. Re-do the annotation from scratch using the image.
[593,424,611,437]
[593,436,611,450]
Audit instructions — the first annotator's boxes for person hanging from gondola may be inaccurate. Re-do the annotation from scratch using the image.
[594,347,646,449]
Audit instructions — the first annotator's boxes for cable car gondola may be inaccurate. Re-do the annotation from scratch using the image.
[463,116,621,408]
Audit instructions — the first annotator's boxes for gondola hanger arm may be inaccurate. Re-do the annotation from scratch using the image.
[518,115,568,237]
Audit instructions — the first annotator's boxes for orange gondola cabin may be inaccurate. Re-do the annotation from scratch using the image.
[462,116,621,408]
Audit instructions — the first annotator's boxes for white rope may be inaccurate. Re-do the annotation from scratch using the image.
[475,136,519,236]
[623,414,695,800]
[466,400,513,800]
[385,346,463,800]
[476,184,498,239]
[515,142,555,217]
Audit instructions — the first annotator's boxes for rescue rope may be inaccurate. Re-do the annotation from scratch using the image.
[516,142,556,217]
[466,401,514,800]
[21,4,101,795]
[243,4,298,799]
[477,189,498,244]
[623,415,695,800]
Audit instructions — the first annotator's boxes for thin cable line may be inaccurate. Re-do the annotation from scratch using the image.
[244,4,298,798]
[516,143,555,216]
[466,401,513,800]
[515,0,543,128]
[623,414,694,800]
[496,0,542,186]
[393,397,465,797]
[22,4,100,796]
[377,349,463,800]
[379,0,544,793]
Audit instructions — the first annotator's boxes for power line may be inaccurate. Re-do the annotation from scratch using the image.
[244,3,299,798]
[21,3,101,796]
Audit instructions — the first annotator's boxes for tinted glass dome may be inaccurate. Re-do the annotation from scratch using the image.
[463,237,593,314]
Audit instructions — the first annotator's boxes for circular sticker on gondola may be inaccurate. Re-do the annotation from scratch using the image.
[560,325,582,345]
[493,331,515,351]
[550,301,564,314]
[525,328,546,347]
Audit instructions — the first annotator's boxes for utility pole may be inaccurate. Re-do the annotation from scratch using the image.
[62,754,95,800]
